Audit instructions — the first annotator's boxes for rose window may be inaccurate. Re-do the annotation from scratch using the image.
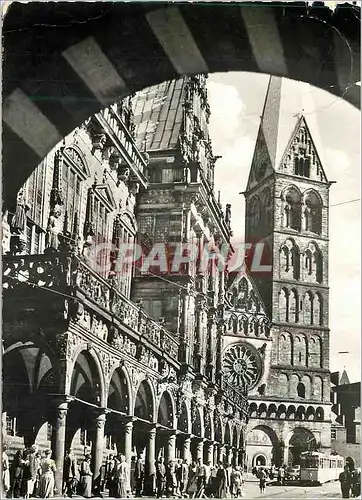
[223,343,262,390]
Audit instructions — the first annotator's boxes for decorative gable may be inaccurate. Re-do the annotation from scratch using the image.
[93,184,117,212]
[277,116,328,183]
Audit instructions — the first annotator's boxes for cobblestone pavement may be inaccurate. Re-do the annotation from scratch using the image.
[65,480,360,500]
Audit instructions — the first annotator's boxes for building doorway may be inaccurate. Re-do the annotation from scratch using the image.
[254,454,267,467]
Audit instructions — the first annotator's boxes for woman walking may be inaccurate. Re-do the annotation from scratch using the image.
[38,450,56,498]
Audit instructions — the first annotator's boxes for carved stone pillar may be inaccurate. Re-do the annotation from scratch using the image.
[166,431,177,463]
[226,446,232,466]
[205,442,214,466]
[92,410,107,483]
[195,438,204,461]
[124,419,134,465]
[51,398,69,495]
[182,435,191,462]
[218,445,225,465]
[144,426,156,495]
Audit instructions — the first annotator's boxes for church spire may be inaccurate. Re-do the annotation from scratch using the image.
[260,76,282,169]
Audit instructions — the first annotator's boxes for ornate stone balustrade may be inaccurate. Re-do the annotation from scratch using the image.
[3,253,179,360]
[97,106,148,188]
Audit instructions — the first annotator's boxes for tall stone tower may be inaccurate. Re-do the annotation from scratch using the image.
[131,76,247,464]
[231,77,332,468]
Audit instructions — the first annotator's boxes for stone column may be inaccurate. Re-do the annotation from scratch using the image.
[166,431,177,463]
[195,438,204,461]
[205,442,214,466]
[52,398,69,495]
[124,418,134,465]
[182,435,191,462]
[93,410,107,483]
[144,426,156,495]
[226,446,232,466]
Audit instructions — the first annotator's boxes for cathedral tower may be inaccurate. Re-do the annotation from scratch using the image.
[240,77,332,468]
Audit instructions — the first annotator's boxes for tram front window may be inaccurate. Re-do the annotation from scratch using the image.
[301,456,319,468]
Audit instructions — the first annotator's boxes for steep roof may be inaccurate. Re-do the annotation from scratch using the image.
[340,369,350,385]
[132,79,186,152]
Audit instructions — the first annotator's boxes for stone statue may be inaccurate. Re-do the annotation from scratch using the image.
[45,205,62,252]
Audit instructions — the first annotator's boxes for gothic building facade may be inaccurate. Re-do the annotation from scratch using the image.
[224,77,332,469]
[2,79,247,495]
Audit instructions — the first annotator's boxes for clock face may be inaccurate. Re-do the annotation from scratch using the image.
[255,149,267,181]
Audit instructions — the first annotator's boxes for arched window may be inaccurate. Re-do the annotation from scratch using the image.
[313,376,323,401]
[279,289,288,322]
[304,191,322,234]
[283,187,301,231]
[304,242,323,283]
[303,292,313,325]
[248,196,261,233]
[314,293,323,326]
[297,382,306,398]
[301,375,312,399]
[278,374,289,397]
[261,187,272,234]
[289,289,298,323]
[294,335,307,366]
[309,336,322,368]
[279,333,292,365]
[280,239,300,280]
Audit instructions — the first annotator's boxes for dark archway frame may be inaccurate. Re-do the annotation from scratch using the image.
[3,2,360,207]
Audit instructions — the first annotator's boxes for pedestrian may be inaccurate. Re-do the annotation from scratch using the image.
[339,466,352,499]
[10,449,25,498]
[196,458,206,495]
[278,466,285,486]
[231,466,243,498]
[134,454,144,496]
[215,463,228,499]
[107,454,118,498]
[2,444,10,496]
[179,459,189,497]
[156,457,167,498]
[63,449,78,497]
[258,468,267,495]
[23,444,40,499]
[186,461,198,498]
[38,449,56,498]
[114,454,130,498]
[166,460,178,497]
[79,454,93,498]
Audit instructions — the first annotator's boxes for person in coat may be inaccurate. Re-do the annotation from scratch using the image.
[63,450,78,498]
[156,457,166,499]
[114,454,130,498]
[79,455,93,498]
[10,449,25,498]
[134,455,144,497]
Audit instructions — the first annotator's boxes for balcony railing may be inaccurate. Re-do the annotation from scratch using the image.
[96,106,148,188]
[3,253,179,360]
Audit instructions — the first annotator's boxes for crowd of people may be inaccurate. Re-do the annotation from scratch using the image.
[2,447,247,499]
[339,466,361,499]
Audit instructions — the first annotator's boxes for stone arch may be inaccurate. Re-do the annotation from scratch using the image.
[134,379,155,423]
[2,341,58,447]
[289,288,299,323]
[279,332,292,365]
[277,404,287,419]
[303,291,313,325]
[294,334,307,366]
[232,426,238,448]
[248,402,258,419]
[286,405,296,420]
[315,407,324,421]
[303,189,322,234]
[107,365,132,415]
[261,186,272,233]
[70,349,104,406]
[157,390,176,429]
[314,292,323,326]
[280,238,300,280]
[248,195,261,232]
[279,288,288,323]
[204,409,213,441]
[301,375,312,399]
[214,415,223,444]
[192,406,203,438]
[296,405,306,420]
[313,376,323,401]
[306,406,315,421]
[309,336,322,368]
[224,422,232,445]
[258,403,267,419]
[287,427,316,465]
[278,373,289,397]
[3,2,359,207]
[290,374,300,398]
[177,401,191,434]
[282,186,302,231]
[304,241,323,284]
[247,425,279,468]
[267,404,277,419]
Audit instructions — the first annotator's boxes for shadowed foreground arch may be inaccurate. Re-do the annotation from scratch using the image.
[3,1,360,207]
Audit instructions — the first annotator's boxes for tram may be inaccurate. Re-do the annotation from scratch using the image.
[300,451,345,485]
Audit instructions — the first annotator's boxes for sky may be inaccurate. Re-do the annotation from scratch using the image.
[207,72,361,383]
